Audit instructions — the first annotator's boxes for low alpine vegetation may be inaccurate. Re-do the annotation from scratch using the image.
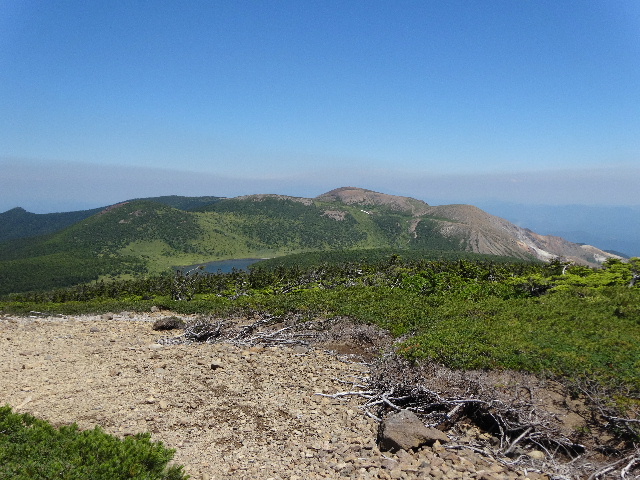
[0,405,187,480]
[3,253,638,392]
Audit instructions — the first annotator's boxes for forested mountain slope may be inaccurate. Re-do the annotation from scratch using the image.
[0,206,103,243]
[0,187,620,295]
[0,195,224,243]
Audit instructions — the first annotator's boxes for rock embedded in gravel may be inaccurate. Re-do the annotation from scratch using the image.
[378,409,449,452]
[152,316,185,331]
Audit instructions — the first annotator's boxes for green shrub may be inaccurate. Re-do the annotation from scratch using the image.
[0,406,187,480]
[399,288,640,390]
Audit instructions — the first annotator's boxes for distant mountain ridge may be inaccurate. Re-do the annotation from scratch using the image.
[0,195,225,243]
[475,201,640,258]
[0,206,103,243]
[0,187,622,295]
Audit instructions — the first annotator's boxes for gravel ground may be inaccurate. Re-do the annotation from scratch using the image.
[0,313,549,479]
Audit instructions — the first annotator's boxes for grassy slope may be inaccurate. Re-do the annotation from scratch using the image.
[0,201,201,294]
[0,198,409,294]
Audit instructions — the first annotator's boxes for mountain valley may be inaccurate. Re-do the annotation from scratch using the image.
[0,187,622,295]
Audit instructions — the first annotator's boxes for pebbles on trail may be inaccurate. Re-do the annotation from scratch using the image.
[0,314,547,479]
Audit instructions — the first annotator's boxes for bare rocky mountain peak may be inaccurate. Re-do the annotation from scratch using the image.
[424,203,623,266]
[316,187,430,216]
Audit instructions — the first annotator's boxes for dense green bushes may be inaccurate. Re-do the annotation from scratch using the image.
[0,406,187,480]
[399,288,640,387]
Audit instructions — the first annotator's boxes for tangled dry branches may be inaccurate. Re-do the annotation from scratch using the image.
[321,355,640,479]
[157,314,315,347]
[155,315,639,479]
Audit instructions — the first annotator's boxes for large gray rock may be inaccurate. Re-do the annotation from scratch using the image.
[152,316,185,331]
[378,409,449,452]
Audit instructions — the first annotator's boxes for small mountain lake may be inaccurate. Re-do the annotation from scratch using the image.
[179,258,266,274]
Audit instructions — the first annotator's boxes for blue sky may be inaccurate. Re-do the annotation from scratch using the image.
[1,0,639,213]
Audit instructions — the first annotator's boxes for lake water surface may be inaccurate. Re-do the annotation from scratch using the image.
[181,258,264,274]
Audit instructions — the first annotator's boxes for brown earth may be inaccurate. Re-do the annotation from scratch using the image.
[316,187,431,216]
[0,312,615,479]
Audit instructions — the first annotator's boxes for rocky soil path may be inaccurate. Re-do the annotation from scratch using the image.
[0,313,549,479]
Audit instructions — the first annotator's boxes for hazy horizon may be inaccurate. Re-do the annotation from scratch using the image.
[2,158,639,215]
[2,2,638,217]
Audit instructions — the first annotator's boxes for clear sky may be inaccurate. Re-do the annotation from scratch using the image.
[1,0,639,213]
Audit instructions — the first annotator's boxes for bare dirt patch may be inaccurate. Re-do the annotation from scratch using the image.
[1,313,635,479]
